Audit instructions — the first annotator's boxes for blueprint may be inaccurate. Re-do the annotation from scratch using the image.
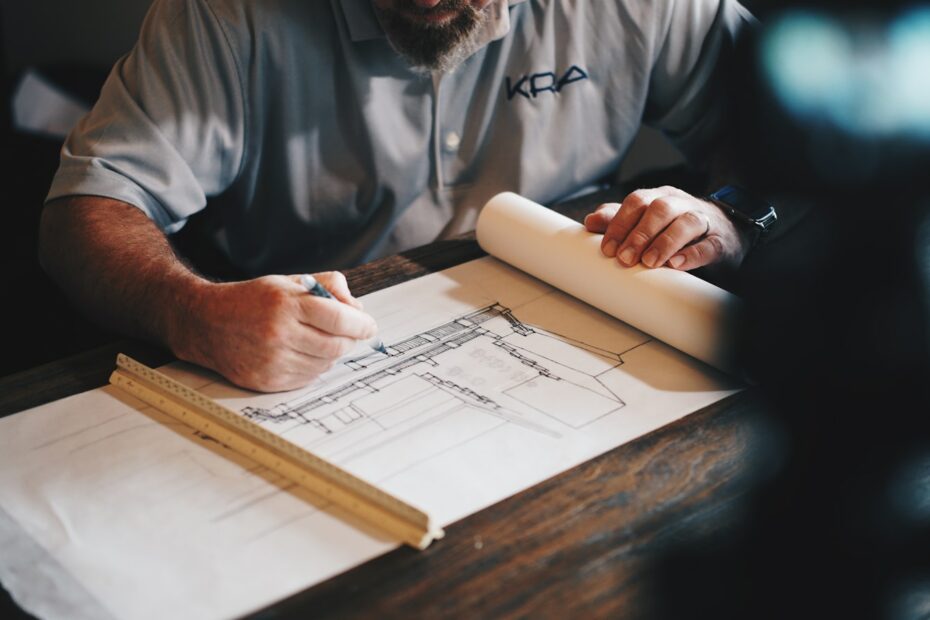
[0,256,740,620]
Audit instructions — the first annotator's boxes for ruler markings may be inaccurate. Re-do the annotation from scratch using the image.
[109,354,443,549]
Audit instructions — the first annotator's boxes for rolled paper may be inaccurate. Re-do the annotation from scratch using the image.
[475,192,740,373]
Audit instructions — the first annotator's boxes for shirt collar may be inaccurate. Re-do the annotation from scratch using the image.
[341,0,528,43]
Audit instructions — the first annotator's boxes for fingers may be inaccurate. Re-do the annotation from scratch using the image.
[238,305,367,392]
[295,286,378,341]
[640,210,709,268]
[613,195,693,266]
[595,186,745,271]
[666,236,726,271]
[291,271,364,309]
[284,271,377,353]
[285,320,361,361]
[583,203,620,233]
[313,271,364,309]
[275,273,378,390]
[600,188,670,258]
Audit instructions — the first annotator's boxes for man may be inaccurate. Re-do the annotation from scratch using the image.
[39,0,754,391]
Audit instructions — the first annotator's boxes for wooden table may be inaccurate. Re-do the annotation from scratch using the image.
[0,195,761,618]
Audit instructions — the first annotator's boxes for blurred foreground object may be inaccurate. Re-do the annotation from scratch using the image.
[12,69,89,139]
[652,4,930,618]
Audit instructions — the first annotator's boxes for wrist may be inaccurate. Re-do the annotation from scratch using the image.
[160,274,215,363]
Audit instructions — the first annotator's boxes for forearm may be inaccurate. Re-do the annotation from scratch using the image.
[38,196,379,392]
[38,196,209,351]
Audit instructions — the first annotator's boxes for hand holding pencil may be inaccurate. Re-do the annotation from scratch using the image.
[171,271,380,393]
[300,274,388,354]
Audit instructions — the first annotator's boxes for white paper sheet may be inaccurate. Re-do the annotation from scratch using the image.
[0,198,741,619]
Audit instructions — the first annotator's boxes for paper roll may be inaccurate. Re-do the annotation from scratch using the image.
[475,192,739,373]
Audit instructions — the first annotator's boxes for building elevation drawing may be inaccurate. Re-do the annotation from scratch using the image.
[240,301,651,474]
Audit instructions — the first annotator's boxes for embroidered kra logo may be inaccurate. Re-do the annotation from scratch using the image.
[505,65,589,100]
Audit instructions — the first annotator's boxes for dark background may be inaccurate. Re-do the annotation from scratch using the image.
[1,1,150,376]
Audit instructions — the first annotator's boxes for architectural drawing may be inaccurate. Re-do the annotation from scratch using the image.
[241,303,648,468]
[0,256,738,620]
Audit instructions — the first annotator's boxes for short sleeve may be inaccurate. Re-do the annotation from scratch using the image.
[643,0,754,161]
[45,0,246,234]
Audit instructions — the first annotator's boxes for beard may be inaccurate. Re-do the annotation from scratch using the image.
[375,0,486,74]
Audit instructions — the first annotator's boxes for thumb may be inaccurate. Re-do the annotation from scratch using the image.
[313,271,364,309]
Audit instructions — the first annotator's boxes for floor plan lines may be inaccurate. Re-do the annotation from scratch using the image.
[240,303,635,467]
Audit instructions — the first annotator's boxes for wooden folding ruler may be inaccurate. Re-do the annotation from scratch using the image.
[110,353,443,549]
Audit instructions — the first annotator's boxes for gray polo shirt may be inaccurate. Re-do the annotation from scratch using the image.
[47,0,751,276]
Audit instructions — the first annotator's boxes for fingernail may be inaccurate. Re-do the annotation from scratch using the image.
[642,248,659,268]
[668,255,685,269]
[618,247,636,265]
[602,239,618,257]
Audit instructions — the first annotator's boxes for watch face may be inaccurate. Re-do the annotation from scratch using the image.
[711,186,777,228]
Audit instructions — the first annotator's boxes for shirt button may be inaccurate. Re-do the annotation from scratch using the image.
[443,131,461,152]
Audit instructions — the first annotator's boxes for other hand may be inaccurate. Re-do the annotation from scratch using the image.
[583,186,751,270]
[174,271,378,392]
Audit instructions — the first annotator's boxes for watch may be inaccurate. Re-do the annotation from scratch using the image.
[705,185,778,248]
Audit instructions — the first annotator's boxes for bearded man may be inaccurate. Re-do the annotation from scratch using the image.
[39,0,755,391]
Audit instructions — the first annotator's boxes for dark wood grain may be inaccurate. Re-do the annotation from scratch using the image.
[347,234,486,297]
[0,190,758,619]
[0,340,170,417]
